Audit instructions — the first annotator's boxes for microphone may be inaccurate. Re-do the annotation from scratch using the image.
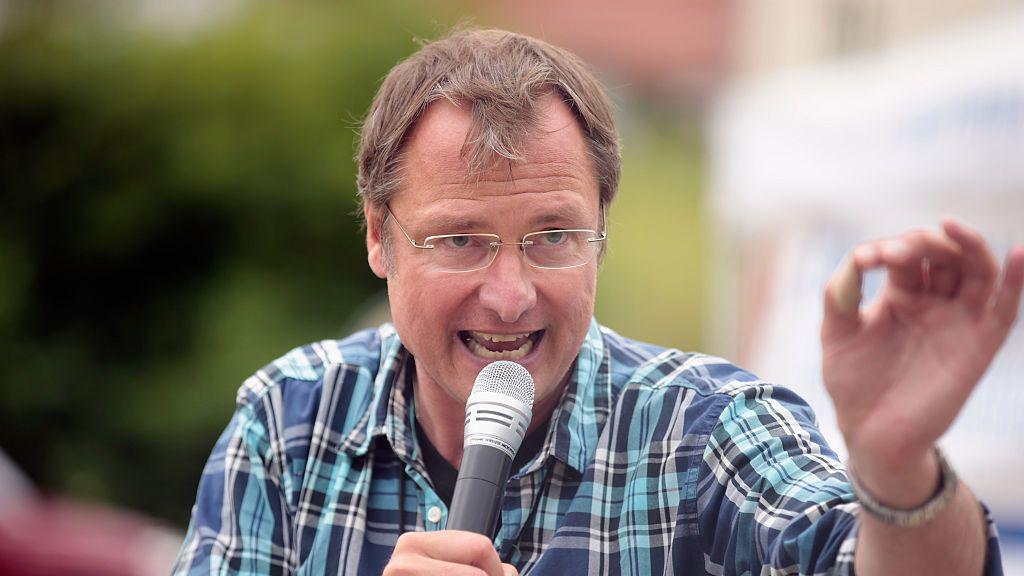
[446,361,535,537]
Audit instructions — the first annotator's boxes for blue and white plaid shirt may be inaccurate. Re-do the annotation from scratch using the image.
[174,320,1004,575]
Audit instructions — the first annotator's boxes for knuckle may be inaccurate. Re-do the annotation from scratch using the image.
[393,532,419,553]
[906,228,930,242]
[464,535,494,559]
[382,557,414,576]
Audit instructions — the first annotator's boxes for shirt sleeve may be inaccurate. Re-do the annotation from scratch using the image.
[696,383,1007,575]
[697,384,857,574]
[172,399,296,576]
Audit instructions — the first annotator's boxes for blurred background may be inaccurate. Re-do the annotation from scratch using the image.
[0,0,1021,573]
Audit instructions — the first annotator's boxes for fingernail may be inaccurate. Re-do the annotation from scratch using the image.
[833,257,862,315]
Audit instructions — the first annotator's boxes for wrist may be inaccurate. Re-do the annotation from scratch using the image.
[847,447,940,509]
[847,446,960,528]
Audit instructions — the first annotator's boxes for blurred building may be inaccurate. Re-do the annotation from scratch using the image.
[481,0,730,101]
[736,0,1023,76]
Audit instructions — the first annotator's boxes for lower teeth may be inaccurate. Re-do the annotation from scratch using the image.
[467,337,534,360]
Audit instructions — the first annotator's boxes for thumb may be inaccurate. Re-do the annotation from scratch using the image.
[822,253,864,342]
[502,563,520,576]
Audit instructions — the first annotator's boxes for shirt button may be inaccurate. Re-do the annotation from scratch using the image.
[427,506,443,524]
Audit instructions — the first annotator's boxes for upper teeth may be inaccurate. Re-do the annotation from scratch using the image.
[474,331,531,342]
[464,331,537,360]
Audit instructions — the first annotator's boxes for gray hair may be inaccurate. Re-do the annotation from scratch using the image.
[356,28,620,237]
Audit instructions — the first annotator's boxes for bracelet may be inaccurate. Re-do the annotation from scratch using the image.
[846,447,959,528]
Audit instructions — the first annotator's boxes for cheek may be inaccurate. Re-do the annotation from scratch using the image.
[546,270,597,335]
[387,273,469,347]
[567,268,597,309]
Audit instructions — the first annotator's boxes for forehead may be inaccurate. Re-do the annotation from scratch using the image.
[395,94,599,218]
[405,94,588,169]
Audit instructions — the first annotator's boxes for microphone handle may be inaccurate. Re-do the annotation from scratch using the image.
[446,444,514,537]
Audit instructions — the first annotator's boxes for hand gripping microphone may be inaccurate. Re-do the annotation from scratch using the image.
[446,361,535,537]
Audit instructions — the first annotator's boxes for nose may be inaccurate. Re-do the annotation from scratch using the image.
[478,245,537,323]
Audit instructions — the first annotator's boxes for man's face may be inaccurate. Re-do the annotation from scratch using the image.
[366,94,601,423]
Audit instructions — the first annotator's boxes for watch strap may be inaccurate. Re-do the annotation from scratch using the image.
[847,447,959,528]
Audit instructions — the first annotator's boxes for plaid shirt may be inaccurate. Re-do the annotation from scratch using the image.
[174,320,1004,575]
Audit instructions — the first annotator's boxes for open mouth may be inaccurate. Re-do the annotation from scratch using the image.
[459,330,544,361]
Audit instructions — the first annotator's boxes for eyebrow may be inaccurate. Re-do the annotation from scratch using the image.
[422,204,591,234]
[530,207,588,228]
[427,214,487,233]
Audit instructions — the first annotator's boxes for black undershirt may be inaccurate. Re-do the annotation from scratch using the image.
[414,415,549,508]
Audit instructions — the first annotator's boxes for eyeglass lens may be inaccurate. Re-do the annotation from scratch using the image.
[427,230,598,272]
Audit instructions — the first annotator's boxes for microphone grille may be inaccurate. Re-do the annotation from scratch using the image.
[472,361,535,408]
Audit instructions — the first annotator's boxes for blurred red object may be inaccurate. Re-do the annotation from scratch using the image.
[0,451,182,576]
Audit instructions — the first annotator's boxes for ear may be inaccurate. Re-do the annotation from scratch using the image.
[365,201,388,279]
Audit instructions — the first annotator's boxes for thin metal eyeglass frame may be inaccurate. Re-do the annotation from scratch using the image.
[382,204,607,272]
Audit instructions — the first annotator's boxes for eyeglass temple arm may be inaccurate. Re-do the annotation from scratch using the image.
[384,205,436,249]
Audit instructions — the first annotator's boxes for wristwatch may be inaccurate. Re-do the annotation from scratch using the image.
[847,447,959,528]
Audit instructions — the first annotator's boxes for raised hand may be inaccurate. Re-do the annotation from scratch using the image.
[821,219,1023,504]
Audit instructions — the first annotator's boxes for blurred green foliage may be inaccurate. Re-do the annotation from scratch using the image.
[0,0,448,526]
[596,109,707,354]
[0,0,708,532]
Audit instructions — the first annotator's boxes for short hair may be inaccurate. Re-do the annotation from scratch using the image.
[356,28,620,232]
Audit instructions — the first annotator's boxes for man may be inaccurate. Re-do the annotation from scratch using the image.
[173,29,1023,575]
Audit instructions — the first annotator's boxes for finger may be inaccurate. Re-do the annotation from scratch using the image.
[385,556,489,576]
[990,245,1024,337]
[942,218,1000,313]
[502,564,520,576]
[875,231,962,294]
[928,261,961,298]
[823,252,864,342]
[417,531,505,576]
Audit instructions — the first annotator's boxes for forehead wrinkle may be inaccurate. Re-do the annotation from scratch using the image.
[431,175,590,202]
[469,159,588,185]
[430,156,591,195]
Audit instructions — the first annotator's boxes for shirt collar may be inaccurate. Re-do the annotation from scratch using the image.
[340,319,612,475]
[338,325,411,458]
[544,319,611,473]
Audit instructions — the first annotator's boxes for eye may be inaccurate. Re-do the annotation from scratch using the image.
[539,231,566,245]
[442,235,474,249]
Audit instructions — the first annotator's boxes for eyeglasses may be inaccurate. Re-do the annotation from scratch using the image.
[383,204,607,273]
